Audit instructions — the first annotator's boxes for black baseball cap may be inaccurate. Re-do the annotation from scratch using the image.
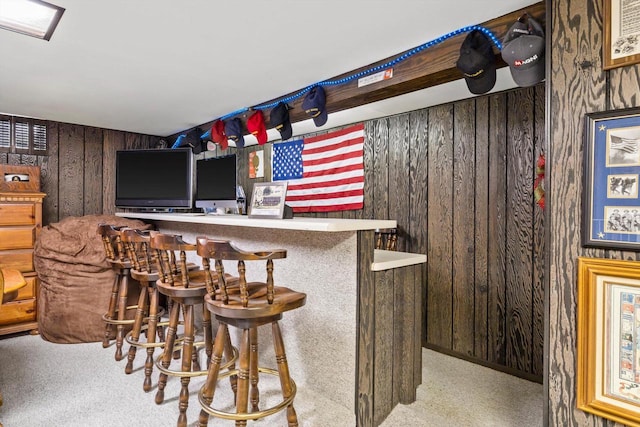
[456,30,497,95]
[224,118,245,149]
[270,102,292,140]
[501,15,545,87]
[177,127,204,154]
[302,85,328,127]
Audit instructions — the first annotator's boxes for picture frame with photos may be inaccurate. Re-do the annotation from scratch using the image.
[577,257,640,425]
[583,107,640,250]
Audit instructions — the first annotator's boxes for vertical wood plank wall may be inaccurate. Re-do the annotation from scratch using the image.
[0,84,544,381]
[0,122,159,225]
[548,0,640,425]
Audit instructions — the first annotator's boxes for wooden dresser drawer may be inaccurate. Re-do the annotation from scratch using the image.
[0,250,34,272]
[0,191,44,336]
[0,203,35,226]
[0,226,36,250]
[0,298,36,326]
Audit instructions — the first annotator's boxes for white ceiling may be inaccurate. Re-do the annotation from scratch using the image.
[0,0,539,144]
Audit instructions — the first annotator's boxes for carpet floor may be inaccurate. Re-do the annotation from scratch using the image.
[0,333,542,426]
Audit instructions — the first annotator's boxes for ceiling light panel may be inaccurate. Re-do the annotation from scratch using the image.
[0,0,65,40]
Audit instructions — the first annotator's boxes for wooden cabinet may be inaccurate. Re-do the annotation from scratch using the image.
[0,191,45,335]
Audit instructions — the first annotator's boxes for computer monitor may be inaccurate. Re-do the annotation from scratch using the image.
[115,148,194,210]
[195,154,238,212]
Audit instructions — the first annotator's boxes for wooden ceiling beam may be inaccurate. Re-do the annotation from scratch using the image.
[192,1,545,135]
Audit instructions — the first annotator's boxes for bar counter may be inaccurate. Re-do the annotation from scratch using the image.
[116,212,425,427]
[116,211,396,232]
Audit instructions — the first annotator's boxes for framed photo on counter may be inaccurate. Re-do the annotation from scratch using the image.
[248,181,288,219]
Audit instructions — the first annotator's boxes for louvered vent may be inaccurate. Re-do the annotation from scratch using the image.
[0,118,10,149]
[15,121,29,150]
[33,123,47,151]
[0,116,47,153]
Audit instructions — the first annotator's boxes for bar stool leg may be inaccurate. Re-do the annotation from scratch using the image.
[177,304,195,427]
[143,285,160,392]
[273,321,299,427]
[203,305,213,368]
[224,326,238,397]
[236,328,251,427]
[249,327,259,412]
[125,284,149,374]
[114,268,130,361]
[197,323,227,427]
[182,303,201,374]
[103,275,120,348]
[156,301,181,405]
[168,299,180,360]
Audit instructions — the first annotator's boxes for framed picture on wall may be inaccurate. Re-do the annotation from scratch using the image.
[583,107,640,250]
[604,0,640,69]
[577,257,640,425]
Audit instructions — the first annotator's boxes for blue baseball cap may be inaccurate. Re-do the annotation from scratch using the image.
[270,102,293,140]
[224,118,245,148]
[302,85,328,127]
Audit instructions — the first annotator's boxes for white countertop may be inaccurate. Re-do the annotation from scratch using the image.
[116,211,396,232]
[371,249,427,271]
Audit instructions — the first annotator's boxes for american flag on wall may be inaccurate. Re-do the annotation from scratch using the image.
[272,123,365,213]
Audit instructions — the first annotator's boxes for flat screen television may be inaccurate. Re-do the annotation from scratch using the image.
[115,148,194,210]
[195,154,238,211]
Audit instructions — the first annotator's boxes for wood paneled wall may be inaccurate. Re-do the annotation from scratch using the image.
[0,122,159,225]
[548,0,640,425]
[232,85,545,381]
[1,86,544,382]
[421,86,544,381]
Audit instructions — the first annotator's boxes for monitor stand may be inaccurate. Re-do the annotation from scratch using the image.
[204,207,240,215]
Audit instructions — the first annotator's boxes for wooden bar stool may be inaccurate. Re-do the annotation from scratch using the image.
[0,267,27,423]
[150,233,238,427]
[97,223,137,361]
[196,237,306,427]
[120,228,169,391]
[375,228,398,251]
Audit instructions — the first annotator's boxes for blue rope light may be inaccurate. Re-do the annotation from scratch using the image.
[187,25,500,145]
[248,25,501,112]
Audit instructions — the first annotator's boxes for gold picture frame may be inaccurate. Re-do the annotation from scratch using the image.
[577,257,640,426]
[604,0,640,70]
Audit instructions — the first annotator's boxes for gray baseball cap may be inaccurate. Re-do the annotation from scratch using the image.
[501,15,545,87]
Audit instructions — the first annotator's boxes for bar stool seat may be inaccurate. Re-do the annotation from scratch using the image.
[195,237,306,427]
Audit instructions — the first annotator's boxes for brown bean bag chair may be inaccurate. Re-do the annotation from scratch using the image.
[34,215,152,344]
